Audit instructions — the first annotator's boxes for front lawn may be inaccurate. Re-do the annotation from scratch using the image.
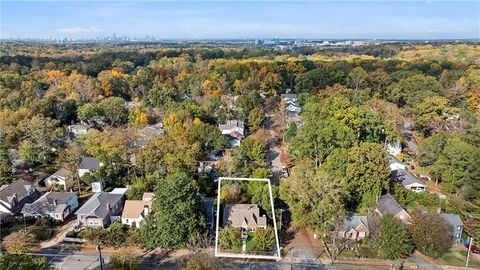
[437,250,480,268]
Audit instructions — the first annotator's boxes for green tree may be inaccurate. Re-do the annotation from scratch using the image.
[417,133,448,167]
[0,134,12,185]
[218,227,242,250]
[252,227,276,251]
[0,253,48,270]
[321,142,390,210]
[139,172,206,249]
[433,137,480,196]
[284,122,297,142]
[386,74,444,107]
[348,66,368,90]
[289,120,356,167]
[280,161,347,234]
[98,97,128,127]
[410,210,453,258]
[247,107,265,131]
[373,215,414,260]
[251,184,279,219]
[18,115,64,164]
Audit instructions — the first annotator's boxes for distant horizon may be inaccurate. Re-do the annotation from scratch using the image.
[1,1,479,40]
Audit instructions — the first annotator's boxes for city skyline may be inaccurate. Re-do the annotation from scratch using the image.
[1,1,479,40]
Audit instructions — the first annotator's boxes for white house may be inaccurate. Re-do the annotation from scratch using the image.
[121,195,153,228]
[44,168,74,191]
[78,157,103,178]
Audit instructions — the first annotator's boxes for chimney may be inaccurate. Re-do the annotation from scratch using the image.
[53,199,57,206]
[143,205,149,216]
[106,203,111,211]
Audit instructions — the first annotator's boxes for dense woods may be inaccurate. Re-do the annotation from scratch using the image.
[0,42,479,262]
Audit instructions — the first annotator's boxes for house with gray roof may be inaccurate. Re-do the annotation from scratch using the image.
[76,192,124,228]
[22,192,78,222]
[223,204,266,232]
[67,124,91,137]
[376,194,412,224]
[337,213,369,240]
[391,169,427,193]
[44,168,74,191]
[0,179,40,215]
[78,156,103,178]
[441,213,464,243]
[389,156,426,192]
[218,120,245,148]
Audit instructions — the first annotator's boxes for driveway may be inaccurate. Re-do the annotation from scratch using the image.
[283,229,324,264]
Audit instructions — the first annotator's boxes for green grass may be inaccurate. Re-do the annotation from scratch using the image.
[246,237,255,251]
[339,249,356,257]
[438,251,480,268]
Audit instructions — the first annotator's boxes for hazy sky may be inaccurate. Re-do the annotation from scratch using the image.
[1,1,479,39]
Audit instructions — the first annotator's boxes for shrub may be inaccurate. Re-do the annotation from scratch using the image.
[218,227,242,250]
[110,248,139,270]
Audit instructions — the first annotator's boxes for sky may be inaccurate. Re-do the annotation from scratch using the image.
[1,1,479,40]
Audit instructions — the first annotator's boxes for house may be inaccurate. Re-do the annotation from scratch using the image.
[67,124,91,137]
[389,156,426,193]
[121,196,152,228]
[91,181,105,193]
[138,122,164,138]
[198,161,216,174]
[76,192,124,228]
[78,157,103,178]
[44,168,74,191]
[441,213,464,243]
[0,179,40,215]
[142,193,155,201]
[337,214,369,240]
[389,155,406,171]
[204,198,215,231]
[391,169,427,193]
[376,194,412,224]
[218,120,245,148]
[223,204,267,232]
[21,192,78,222]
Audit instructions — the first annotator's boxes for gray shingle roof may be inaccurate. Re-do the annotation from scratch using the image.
[441,213,463,227]
[223,204,266,228]
[79,157,101,170]
[342,213,369,232]
[21,192,76,216]
[76,192,123,219]
[392,169,426,187]
[376,194,405,216]
[0,179,40,214]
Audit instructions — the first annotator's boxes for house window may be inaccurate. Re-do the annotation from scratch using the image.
[456,233,460,238]
[126,219,129,223]
[358,232,366,238]
[457,226,462,231]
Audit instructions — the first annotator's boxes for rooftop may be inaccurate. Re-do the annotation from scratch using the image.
[79,157,101,170]
[376,194,405,216]
[121,200,152,219]
[76,192,123,219]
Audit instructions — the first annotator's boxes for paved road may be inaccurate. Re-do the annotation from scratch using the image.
[33,247,395,270]
[33,248,110,270]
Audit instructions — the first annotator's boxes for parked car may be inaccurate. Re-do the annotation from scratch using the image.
[464,240,480,254]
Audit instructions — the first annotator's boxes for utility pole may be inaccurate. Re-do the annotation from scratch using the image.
[465,237,474,270]
[97,244,104,270]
